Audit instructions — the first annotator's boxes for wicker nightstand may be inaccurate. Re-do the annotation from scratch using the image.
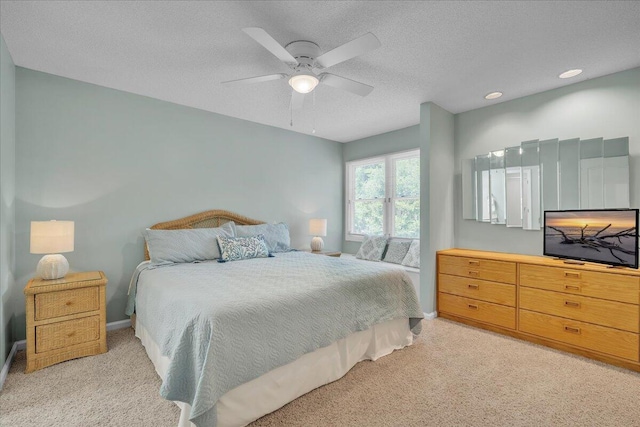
[24,271,108,373]
[309,250,342,258]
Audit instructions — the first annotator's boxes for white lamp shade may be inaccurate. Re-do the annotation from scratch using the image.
[309,219,327,237]
[30,220,75,254]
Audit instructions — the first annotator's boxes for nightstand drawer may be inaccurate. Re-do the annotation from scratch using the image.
[36,315,101,353]
[438,255,516,284]
[439,273,515,306]
[519,309,639,361]
[520,287,639,332]
[438,293,516,329]
[35,287,99,320]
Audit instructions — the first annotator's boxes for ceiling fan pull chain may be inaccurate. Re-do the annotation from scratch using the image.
[290,93,294,127]
[312,91,316,134]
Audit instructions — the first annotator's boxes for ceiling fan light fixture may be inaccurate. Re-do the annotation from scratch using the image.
[289,73,319,94]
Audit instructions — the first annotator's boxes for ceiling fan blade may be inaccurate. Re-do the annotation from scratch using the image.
[314,33,381,69]
[242,27,298,67]
[222,73,287,85]
[291,90,305,110]
[319,73,374,97]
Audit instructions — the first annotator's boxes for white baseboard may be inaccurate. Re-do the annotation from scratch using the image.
[106,319,131,331]
[0,318,132,390]
[423,311,438,320]
[0,341,20,391]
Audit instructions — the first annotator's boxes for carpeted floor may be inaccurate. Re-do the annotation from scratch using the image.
[2,319,640,427]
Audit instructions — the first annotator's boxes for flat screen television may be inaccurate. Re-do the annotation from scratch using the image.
[543,209,639,269]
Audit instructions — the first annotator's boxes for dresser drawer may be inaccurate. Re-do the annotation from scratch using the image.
[439,273,515,306]
[35,287,100,320]
[520,264,639,304]
[439,255,516,284]
[520,287,639,333]
[35,315,101,354]
[519,310,639,361]
[438,293,516,329]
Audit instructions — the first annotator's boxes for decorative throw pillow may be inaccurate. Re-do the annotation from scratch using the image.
[143,222,235,267]
[383,240,412,264]
[401,240,420,268]
[235,222,291,253]
[217,234,270,262]
[355,235,388,261]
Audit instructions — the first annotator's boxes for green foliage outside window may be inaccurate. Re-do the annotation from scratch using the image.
[351,154,420,238]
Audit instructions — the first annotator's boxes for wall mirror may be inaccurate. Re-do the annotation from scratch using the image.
[505,146,522,227]
[490,150,506,224]
[475,154,490,222]
[463,136,630,230]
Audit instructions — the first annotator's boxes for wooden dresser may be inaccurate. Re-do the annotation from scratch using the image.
[437,249,640,372]
[24,271,108,373]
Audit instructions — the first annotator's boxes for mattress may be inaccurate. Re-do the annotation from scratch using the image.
[136,316,414,427]
[130,252,423,426]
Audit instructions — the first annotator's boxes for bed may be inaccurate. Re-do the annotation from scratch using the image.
[127,210,424,427]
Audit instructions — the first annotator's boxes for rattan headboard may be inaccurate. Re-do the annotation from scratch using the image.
[144,209,264,260]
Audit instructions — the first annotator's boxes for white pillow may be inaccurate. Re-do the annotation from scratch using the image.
[143,222,235,266]
[355,235,388,261]
[401,240,420,268]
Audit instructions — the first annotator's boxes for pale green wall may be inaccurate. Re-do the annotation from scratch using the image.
[0,33,16,368]
[13,68,343,340]
[454,68,640,255]
[342,125,419,254]
[420,103,455,313]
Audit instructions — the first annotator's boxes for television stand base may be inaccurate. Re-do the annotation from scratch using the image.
[607,265,628,269]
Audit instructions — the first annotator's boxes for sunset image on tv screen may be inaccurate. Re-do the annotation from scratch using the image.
[545,210,638,267]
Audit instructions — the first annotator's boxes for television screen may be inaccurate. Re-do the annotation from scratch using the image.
[544,209,639,269]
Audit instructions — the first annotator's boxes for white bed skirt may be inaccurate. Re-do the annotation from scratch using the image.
[136,318,414,427]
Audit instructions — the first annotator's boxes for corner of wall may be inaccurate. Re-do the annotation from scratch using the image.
[0,32,17,368]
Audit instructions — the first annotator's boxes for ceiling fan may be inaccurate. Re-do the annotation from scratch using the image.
[222,28,381,110]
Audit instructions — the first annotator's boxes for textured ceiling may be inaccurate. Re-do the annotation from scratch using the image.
[1,1,639,142]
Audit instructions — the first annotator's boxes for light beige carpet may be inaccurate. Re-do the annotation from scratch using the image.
[2,319,640,427]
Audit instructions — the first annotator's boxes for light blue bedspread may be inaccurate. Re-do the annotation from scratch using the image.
[128,251,423,427]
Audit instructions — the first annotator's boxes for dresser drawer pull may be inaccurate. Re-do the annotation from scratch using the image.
[467,304,479,310]
[564,271,581,279]
[467,284,479,290]
[468,270,479,277]
[564,300,581,308]
[468,260,480,266]
[564,284,581,291]
[65,301,73,306]
[563,326,581,334]
[67,332,75,338]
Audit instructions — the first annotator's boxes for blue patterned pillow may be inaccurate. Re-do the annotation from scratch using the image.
[355,235,388,261]
[235,222,291,253]
[217,234,270,262]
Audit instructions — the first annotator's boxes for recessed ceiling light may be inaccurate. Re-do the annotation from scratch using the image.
[559,69,583,79]
[485,91,503,100]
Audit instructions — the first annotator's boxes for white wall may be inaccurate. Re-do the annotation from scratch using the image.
[13,68,343,340]
[455,68,640,254]
[0,33,16,366]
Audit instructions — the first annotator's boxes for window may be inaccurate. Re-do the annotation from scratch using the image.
[346,149,420,241]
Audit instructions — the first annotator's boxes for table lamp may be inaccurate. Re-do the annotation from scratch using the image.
[30,220,74,280]
[309,218,327,252]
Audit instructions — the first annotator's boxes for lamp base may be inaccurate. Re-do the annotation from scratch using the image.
[37,254,69,280]
[310,236,325,252]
